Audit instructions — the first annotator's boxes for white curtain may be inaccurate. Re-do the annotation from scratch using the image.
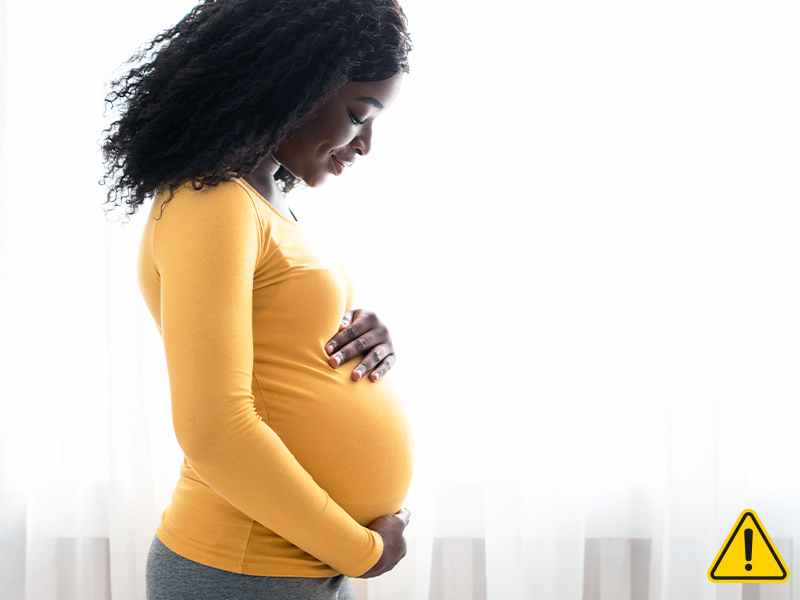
[2,0,800,599]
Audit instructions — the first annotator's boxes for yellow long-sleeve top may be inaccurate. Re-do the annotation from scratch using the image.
[137,177,414,577]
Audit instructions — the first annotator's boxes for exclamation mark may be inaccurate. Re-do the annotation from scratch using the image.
[744,528,753,571]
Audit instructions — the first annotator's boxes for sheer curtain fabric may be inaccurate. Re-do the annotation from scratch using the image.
[1,0,799,599]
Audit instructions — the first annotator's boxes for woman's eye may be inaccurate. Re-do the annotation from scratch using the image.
[348,110,365,125]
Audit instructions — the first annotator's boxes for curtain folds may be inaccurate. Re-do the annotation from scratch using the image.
[2,0,800,599]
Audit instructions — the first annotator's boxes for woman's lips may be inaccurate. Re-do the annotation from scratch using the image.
[331,155,346,175]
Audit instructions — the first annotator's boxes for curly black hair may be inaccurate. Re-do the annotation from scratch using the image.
[101,0,412,218]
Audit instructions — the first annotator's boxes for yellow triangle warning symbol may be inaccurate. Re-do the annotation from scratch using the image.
[708,509,789,582]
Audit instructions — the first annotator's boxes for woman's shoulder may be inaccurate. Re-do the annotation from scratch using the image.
[152,178,259,220]
[145,179,266,248]
[156,177,253,204]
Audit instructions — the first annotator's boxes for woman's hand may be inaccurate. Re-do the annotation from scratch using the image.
[357,508,411,578]
[325,310,396,382]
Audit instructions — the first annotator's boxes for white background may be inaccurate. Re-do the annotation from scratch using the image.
[1,0,800,598]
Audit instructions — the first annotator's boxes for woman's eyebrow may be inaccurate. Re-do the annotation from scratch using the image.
[355,96,384,110]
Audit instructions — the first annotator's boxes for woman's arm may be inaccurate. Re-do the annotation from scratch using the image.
[151,183,382,577]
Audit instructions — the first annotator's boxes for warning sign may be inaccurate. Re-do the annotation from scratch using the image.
[708,509,789,582]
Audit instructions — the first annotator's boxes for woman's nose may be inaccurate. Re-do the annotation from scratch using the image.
[351,127,372,156]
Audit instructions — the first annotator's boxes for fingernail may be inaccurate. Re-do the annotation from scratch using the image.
[354,369,363,380]
[373,372,381,381]
[331,356,340,367]
[326,343,335,354]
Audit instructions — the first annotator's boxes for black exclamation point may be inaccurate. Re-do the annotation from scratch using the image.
[744,528,753,571]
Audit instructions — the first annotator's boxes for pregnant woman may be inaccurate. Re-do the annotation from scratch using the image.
[101,1,414,598]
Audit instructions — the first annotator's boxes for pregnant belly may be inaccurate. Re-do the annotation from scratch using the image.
[258,365,414,524]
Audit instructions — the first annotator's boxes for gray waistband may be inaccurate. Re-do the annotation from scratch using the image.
[146,535,356,600]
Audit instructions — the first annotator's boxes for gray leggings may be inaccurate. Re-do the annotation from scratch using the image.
[146,535,356,600]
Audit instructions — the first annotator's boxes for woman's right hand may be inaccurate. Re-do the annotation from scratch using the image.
[357,508,411,578]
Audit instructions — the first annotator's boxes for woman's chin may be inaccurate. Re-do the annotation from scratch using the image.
[303,173,332,188]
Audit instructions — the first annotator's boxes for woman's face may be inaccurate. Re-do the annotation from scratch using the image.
[272,73,404,186]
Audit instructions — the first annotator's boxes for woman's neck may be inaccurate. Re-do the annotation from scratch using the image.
[241,156,297,222]
[242,155,282,202]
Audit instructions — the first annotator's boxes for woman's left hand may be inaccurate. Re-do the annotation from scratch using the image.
[325,310,396,382]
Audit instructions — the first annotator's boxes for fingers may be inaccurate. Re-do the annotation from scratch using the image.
[325,309,396,381]
[338,310,355,331]
[396,507,411,528]
[367,353,395,382]
[326,310,378,355]
[346,342,393,380]
[328,332,386,367]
